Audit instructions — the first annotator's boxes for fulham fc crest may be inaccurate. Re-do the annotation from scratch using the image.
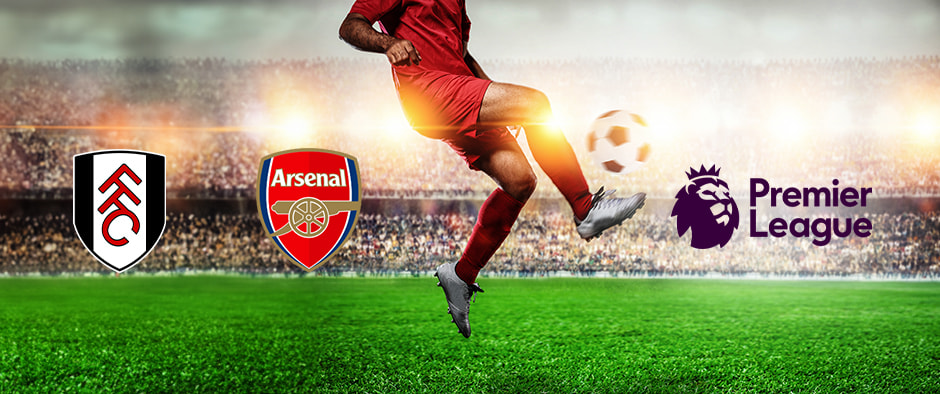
[257,149,361,271]
[73,150,166,273]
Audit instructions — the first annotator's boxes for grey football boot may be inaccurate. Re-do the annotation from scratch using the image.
[435,262,484,338]
[575,187,646,240]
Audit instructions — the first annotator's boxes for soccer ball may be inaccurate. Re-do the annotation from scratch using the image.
[586,110,651,174]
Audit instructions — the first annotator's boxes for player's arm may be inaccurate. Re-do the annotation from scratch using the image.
[339,12,421,66]
[464,43,490,80]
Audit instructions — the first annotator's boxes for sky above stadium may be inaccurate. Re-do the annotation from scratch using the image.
[1,0,938,60]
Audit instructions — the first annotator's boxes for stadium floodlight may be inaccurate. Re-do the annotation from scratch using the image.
[643,106,679,139]
[384,117,412,137]
[277,113,315,142]
[768,106,807,140]
[912,113,937,140]
[823,101,853,135]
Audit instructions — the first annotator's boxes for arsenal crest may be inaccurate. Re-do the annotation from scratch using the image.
[257,149,361,271]
[73,150,166,273]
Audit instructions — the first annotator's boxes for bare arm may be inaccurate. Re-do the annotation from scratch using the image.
[339,13,421,66]
[463,43,490,80]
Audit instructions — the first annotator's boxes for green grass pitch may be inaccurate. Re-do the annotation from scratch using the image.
[0,276,938,393]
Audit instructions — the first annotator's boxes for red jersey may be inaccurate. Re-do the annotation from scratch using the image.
[349,0,517,170]
[349,0,473,78]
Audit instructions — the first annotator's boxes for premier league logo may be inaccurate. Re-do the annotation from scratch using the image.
[73,150,166,272]
[257,149,361,271]
[671,165,739,249]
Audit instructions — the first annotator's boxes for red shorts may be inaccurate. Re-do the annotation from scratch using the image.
[396,70,519,170]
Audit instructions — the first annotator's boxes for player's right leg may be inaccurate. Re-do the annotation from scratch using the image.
[437,147,533,338]
[478,82,646,240]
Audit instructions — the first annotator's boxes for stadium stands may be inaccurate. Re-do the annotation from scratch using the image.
[0,210,936,277]
[1,57,938,199]
[0,57,937,276]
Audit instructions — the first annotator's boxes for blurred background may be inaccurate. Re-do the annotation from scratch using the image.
[0,0,937,277]
[2,0,939,60]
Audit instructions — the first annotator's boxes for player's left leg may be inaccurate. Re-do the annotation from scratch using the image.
[478,82,594,220]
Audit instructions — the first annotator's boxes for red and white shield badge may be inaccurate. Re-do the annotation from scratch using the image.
[73,150,166,273]
[257,149,361,271]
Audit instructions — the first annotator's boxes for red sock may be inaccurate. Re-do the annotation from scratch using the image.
[524,125,592,220]
[454,188,525,284]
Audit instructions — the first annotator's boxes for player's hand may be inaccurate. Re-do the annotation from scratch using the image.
[386,39,421,66]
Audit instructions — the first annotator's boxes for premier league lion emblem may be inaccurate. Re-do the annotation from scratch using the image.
[671,165,739,249]
[256,149,361,271]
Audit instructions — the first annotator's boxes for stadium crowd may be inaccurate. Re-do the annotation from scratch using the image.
[1,57,938,199]
[0,57,938,277]
[1,209,937,278]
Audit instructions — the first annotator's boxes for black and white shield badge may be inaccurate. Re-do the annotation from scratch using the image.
[73,150,166,273]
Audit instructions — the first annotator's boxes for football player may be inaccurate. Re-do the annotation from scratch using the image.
[340,0,645,338]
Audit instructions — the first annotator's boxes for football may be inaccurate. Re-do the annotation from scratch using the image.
[586,110,651,174]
